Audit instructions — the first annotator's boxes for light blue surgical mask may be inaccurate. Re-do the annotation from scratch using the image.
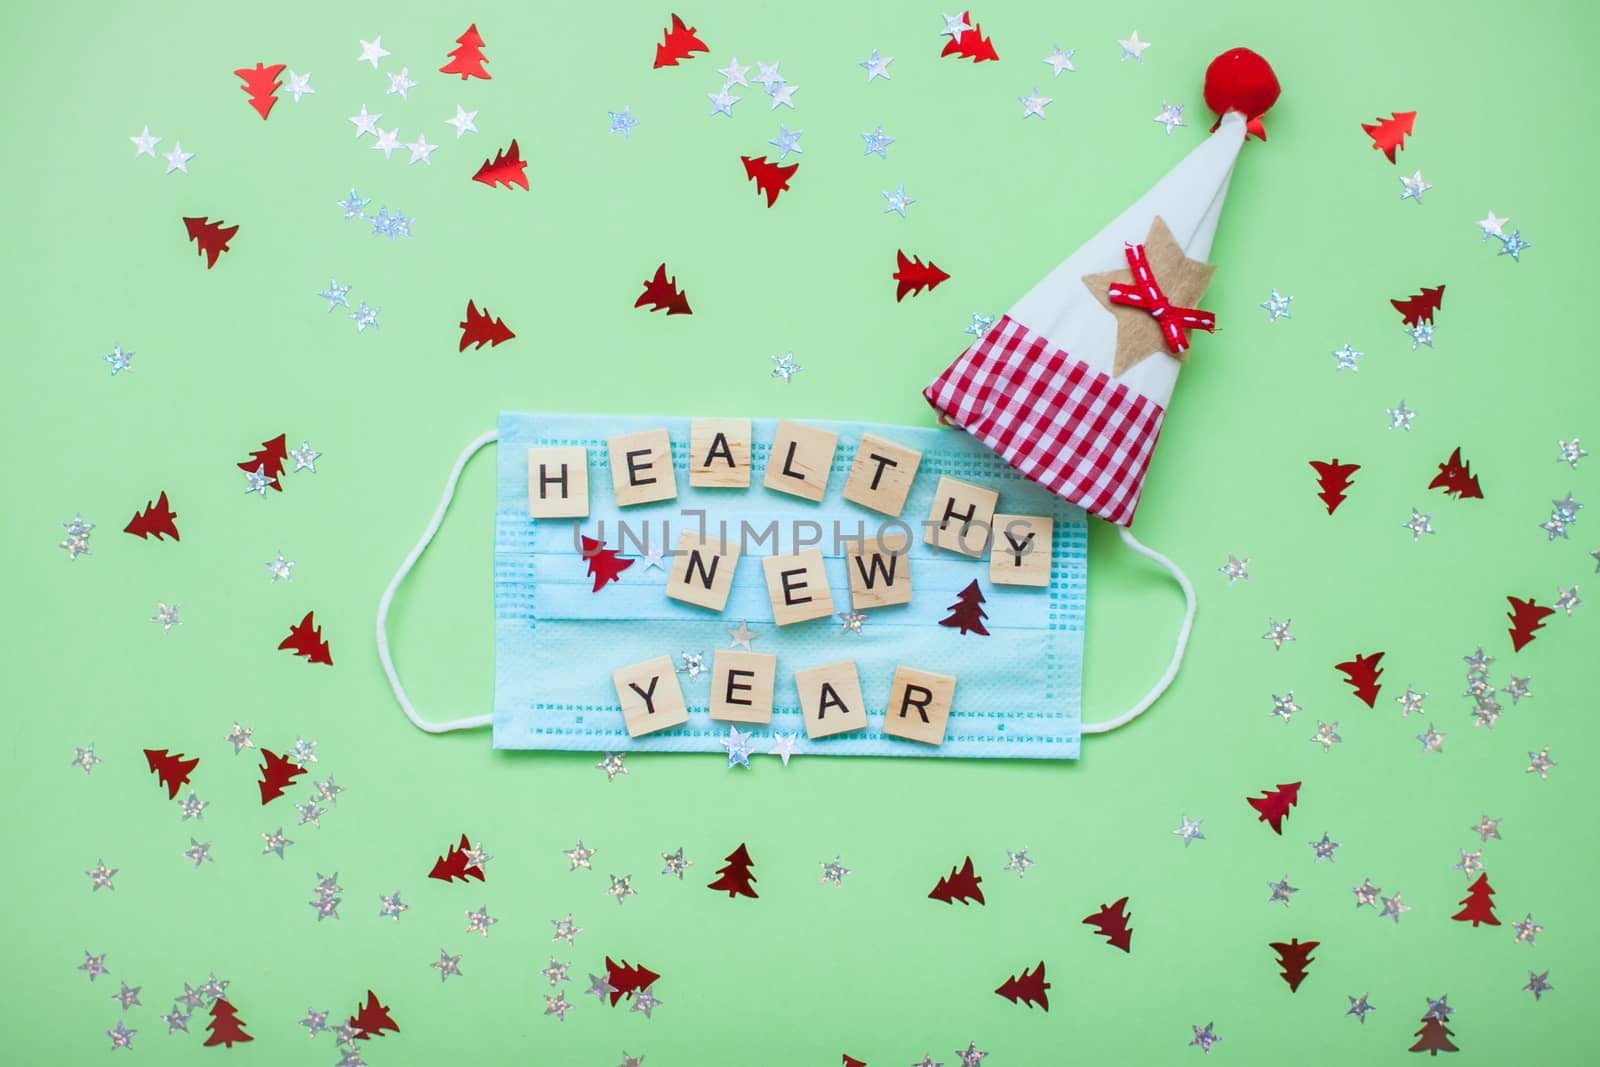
[377,412,1193,760]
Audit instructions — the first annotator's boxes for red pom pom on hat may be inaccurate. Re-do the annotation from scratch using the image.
[1204,48,1280,141]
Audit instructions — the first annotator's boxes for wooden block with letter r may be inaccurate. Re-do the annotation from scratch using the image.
[883,665,957,746]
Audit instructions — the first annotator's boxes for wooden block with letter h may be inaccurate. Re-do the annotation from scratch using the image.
[607,429,677,506]
[526,446,589,518]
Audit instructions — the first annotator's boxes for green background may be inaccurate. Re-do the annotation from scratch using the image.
[4,0,1592,1062]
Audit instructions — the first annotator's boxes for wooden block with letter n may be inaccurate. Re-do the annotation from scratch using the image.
[612,656,689,737]
[761,548,835,625]
[607,429,677,506]
[924,475,999,557]
[841,433,922,517]
[989,514,1053,588]
[689,417,752,488]
[762,420,839,502]
[709,650,777,724]
[526,446,589,518]
[794,660,867,739]
[884,665,957,746]
[845,532,912,609]
[665,530,741,611]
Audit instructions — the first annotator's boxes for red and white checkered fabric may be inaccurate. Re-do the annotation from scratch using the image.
[924,315,1165,527]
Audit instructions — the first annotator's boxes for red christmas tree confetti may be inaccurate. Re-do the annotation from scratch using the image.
[1361,110,1417,163]
[439,24,490,80]
[144,748,199,799]
[472,140,528,190]
[1309,458,1359,515]
[1335,651,1385,708]
[1409,1013,1460,1055]
[938,579,990,636]
[940,13,998,62]
[1268,937,1319,992]
[1247,781,1301,834]
[1507,596,1555,651]
[202,998,253,1047]
[429,833,487,883]
[893,251,951,302]
[458,300,515,351]
[707,843,758,898]
[653,13,708,68]
[183,217,239,269]
[349,990,399,1039]
[1451,873,1501,927]
[994,961,1050,1010]
[1429,447,1484,500]
[741,155,798,207]
[278,611,332,665]
[124,491,180,541]
[635,263,692,315]
[233,62,285,120]
[581,536,634,591]
[1082,897,1133,952]
[605,957,662,1005]
[257,748,306,804]
[237,433,288,491]
[1391,285,1445,326]
[928,856,985,905]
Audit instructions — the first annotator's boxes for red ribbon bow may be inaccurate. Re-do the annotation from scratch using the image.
[1105,243,1215,354]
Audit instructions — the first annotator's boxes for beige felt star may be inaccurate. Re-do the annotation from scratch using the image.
[1081,215,1216,376]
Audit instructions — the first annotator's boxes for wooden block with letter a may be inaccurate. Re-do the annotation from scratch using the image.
[612,656,689,737]
[845,532,912,609]
[989,514,1053,587]
[883,665,957,746]
[709,650,777,724]
[689,417,751,488]
[607,429,676,506]
[794,660,867,739]
[665,530,741,611]
[526,446,589,518]
[763,420,839,503]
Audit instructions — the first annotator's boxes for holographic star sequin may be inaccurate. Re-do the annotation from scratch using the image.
[1417,724,1446,753]
[631,987,662,1018]
[838,610,867,634]
[1404,508,1436,540]
[585,972,617,1003]
[964,313,995,339]
[1524,971,1553,1000]
[316,280,351,311]
[597,752,628,780]
[1464,646,1494,675]
[1262,618,1295,650]
[244,466,273,496]
[262,828,293,858]
[432,949,462,981]
[1558,437,1588,468]
[183,838,212,868]
[956,1042,988,1067]
[113,981,142,1011]
[351,302,380,333]
[225,723,255,752]
[1003,848,1035,877]
[1527,746,1557,779]
[565,840,596,871]
[770,352,802,382]
[661,847,692,879]
[378,892,408,920]
[103,344,135,375]
[463,841,491,871]
[608,107,638,139]
[721,725,756,768]
[1153,102,1184,133]
[1219,555,1250,584]
[541,958,571,986]
[1332,343,1362,371]
[466,906,498,937]
[290,441,321,473]
[1270,692,1300,723]
[338,190,370,220]
[1406,323,1435,349]
[1396,685,1426,717]
[768,731,800,766]
[545,992,573,1020]
[152,602,183,632]
[310,895,340,921]
[1268,876,1299,906]
[288,737,318,767]
[1379,893,1411,923]
[1454,849,1484,878]
[1310,721,1342,752]
[1190,1022,1220,1053]
[72,743,102,775]
[552,914,581,944]
[60,514,95,560]
[1400,170,1431,203]
[1512,914,1543,945]
[861,125,894,158]
[88,860,117,891]
[1555,586,1582,615]
[161,1008,190,1034]
[1352,878,1381,908]
[313,778,344,805]
[1310,833,1340,862]
[1020,89,1053,119]
[1496,230,1531,261]
[1471,815,1503,843]
[300,1008,329,1037]
[1173,815,1205,846]
[177,791,208,820]
[768,124,803,160]
[106,1021,136,1050]
[1387,400,1416,431]
[1346,993,1375,1023]
[1260,289,1292,322]
[80,951,109,981]
[882,183,915,217]
[676,651,707,678]
[1424,994,1453,1021]
[606,874,636,905]
[819,857,851,886]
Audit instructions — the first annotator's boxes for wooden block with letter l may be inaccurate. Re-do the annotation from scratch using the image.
[612,656,689,737]
[924,475,999,557]
[841,433,922,517]
[607,429,676,506]
[884,666,957,745]
[988,514,1054,587]
[709,650,777,724]
[526,446,589,518]
[665,530,741,611]
[761,548,835,625]
[794,660,867,739]
[762,420,839,502]
[845,531,912,609]
[689,417,752,488]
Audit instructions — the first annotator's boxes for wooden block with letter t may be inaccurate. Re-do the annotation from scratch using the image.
[761,548,835,625]
[526,446,589,518]
[689,417,751,488]
[709,650,777,724]
[794,660,867,739]
[883,665,957,746]
[841,433,922,517]
[762,420,839,502]
[924,475,999,557]
[665,530,741,612]
[845,532,912,609]
[988,514,1053,587]
[607,429,676,506]
[611,656,689,737]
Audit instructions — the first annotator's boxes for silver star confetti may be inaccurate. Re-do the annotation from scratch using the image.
[183,838,212,868]
[585,972,617,1003]
[820,857,851,886]
[1379,893,1411,923]
[545,992,573,1020]
[1454,850,1484,878]
[463,841,491,871]
[1497,230,1531,261]
[351,302,380,333]
[1397,686,1426,717]
[721,725,756,768]
[768,731,800,766]
[72,743,103,775]
[1189,1022,1219,1053]
[1153,102,1184,133]
[1555,586,1582,615]
[113,981,142,1011]
[661,847,692,879]
[860,49,893,81]
[106,1021,136,1050]
[541,958,571,986]
[1020,88,1053,120]
[597,752,628,780]
[316,280,351,311]
[1173,815,1205,846]
[1260,289,1292,322]
[1387,400,1416,431]
[608,107,638,139]
[630,987,661,1018]
[1406,323,1435,349]
[1262,618,1295,650]
[1403,508,1436,541]
[1310,721,1342,752]
[87,860,117,891]
[1424,994,1453,1021]
[290,441,321,473]
[1539,513,1570,541]
[1346,993,1375,1023]
[1417,724,1446,753]
[1558,437,1588,468]
[565,840,596,871]
[310,896,341,922]
[244,465,273,496]
[838,610,867,634]
[466,905,498,937]
[378,892,408,920]
[770,352,802,382]
[956,1042,988,1067]
[768,124,803,160]
[338,190,370,219]
[1002,848,1034,878]
[861,125,894,158]
[313,777,344,805]
[1527,746,1557,779]
[1268,876,1299,906]
[1043,45,1076,75]
[882,183,915,217]
[60,513,95,559]
[1352,878,1381,908]
[431,949,462,981]
[1524,971,1553,1000]
[1310,833,1340,862]
[1470,815,1503,843]
[964,313,995,339]
[162,1008,190,1034]
[386,67,417,99]
[727,620,758,649]
[1332,343,1362,372]
[1464,647,1494,675]
[1218,555,1250,584]
[1512,914,1543,945]
[103,344,134,375]
[300,1008,329,1037]
[1477,210,1509,238]
[177,791,208,820]
[152,602,182,632]
[80,951,109,981]
[1400,170,1431,203]
[606,874,636,905]
[225,723,254,752]
[552,914,581,944]
[1554,492,1582,520]
[177,983,206,1011]
[676,651,706,678]
[289,737,318,767]
[1270,692,1300,723]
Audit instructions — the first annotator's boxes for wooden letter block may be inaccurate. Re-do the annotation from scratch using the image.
[989,514,1054,587]
[709,650,777,724]
[526,446,589,518]
[845,532,912,609]
[841,433,923,517]
[794,660,867,739]
[611,656,689,738]
[689,418,751,488]
[924,475,1000,557]
[761,548,835,625]
[762,420,839,503]
[883,666,957,746]
[665,530,741,612]
[607,429,676,506]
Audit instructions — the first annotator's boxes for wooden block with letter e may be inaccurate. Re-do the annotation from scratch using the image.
[607,429,676,506]
[762,548,836,624]
[709,650,777,724]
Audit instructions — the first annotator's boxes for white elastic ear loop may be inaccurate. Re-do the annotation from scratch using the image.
[1079,525,1196,734]
[376,429,499,733]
